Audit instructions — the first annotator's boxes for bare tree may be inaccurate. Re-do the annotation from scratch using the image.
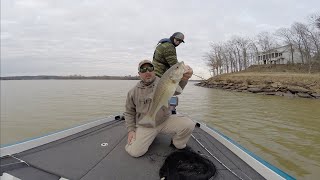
[307,13,320,61]
[225,40,238,72]
[275,28,295,63]
[248,42,260,65]
[292,23,312,60]
[203,13,320,75]
[291,22,320,72]
[287,25,305,64]
[308,13,320,30]
[220,43,229,73]
[256,31,276,52]
[204,42,225,76]
[210,43,224,75]
[203,52,217,76]
[229,36,244,71]
[233,36,251,69]
[305,27,320,61]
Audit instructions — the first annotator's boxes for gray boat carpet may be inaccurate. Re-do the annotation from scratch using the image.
[16,121,127,180]
[1,118,265,180]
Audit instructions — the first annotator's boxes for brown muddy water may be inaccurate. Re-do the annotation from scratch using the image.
[1,80,319,179]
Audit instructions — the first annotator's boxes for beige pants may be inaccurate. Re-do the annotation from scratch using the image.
[125,114,195,157]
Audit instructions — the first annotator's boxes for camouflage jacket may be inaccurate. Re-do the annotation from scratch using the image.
[124,77,188,132]
[152,40,178,78]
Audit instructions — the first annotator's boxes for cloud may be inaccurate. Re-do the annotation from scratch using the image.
[1,0,319,79]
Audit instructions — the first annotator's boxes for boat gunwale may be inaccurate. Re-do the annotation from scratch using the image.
[198,122,295,180]
[0,115,116,157]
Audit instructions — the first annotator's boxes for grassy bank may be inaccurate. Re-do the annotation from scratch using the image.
[196,64,320,99]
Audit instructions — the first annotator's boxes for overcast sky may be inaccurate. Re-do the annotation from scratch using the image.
[1,0,319,79]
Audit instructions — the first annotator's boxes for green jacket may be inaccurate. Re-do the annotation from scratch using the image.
[152,42,178,77]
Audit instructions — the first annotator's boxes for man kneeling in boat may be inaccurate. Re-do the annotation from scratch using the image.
[124,60,195,157]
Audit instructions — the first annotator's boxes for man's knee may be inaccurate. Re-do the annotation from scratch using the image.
[125,144,148,158]
[182,118,196,132]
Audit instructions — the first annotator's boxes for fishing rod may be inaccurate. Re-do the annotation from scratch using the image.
[192,73,242,97]
[192,73,207,81]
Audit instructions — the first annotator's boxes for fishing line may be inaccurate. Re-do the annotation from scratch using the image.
[191,134,248,180]
[192,73,242,158]
[10,155,30,166]
[192,73,207,80]
[192,73,241,97]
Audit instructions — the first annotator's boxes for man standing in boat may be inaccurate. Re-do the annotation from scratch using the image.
[152,32,193,79]
[124,60,195,157]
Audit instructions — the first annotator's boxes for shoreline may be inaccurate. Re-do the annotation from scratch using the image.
[195,72,320,99]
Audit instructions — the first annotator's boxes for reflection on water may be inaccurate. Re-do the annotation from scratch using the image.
[1,80,320,179]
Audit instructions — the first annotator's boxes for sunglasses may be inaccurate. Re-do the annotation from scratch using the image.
[139,66,154,73]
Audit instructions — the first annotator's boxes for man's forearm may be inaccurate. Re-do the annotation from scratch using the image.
[126,124,136,132]
[124,112,136,132]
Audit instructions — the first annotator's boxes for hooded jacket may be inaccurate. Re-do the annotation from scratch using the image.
[124,77,188,132]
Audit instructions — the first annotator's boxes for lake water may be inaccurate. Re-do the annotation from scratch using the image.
[1,80,319,179]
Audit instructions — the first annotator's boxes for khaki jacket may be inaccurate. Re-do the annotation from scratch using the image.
[124,77,188,132]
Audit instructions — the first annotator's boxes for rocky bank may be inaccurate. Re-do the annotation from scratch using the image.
[195,64,320,99]
[195,79,320,99]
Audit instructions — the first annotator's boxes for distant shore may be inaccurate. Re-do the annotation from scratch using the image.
[195,64,320,99]
[0,75,202,82]
[0,75,140,80]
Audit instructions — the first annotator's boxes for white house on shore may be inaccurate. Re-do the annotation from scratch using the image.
[257,44,303,64]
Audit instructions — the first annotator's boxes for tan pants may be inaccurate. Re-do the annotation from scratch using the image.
[125,114,195,157]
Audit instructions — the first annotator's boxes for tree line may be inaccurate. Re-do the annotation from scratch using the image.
[0,75,140,80]
[204,13,320,76]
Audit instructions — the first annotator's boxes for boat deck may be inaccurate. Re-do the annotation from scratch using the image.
[1,117,265,180]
